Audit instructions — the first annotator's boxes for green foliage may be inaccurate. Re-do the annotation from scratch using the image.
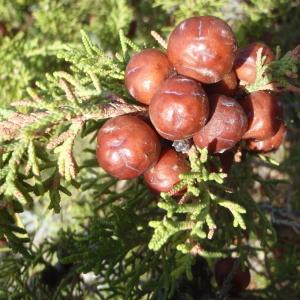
[236,0,300,49]
[0,1,299,299]
[0,34,152,295]
[0,33,65,107]
[33,0,87,41]
[149,148,246,254]
[0,0,34,24]
[245,45,300,93]
[0,0,134,107]
[153,0,227,27]
[85,0,133,48]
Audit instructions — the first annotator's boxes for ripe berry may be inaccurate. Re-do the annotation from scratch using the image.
[96,115,161,179]
[193,95,248,153]
[144,148,190,193]
[240,91,282,140]
[167,16,237,84]
[125,49,173,105]
[205,71,238,96]
[149,75,209,141]
[247,122,286,152]
[234,42,274,84]
[0,238,7,248]
[0,21,7,37]
[214,257,250,295]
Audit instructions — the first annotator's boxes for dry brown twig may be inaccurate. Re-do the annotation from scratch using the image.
[0,112,48,141]
[178,193,190,205]
[0,94,147,142]
[190,243,203,256]
[151,31,167,49]
[218,259,241,299]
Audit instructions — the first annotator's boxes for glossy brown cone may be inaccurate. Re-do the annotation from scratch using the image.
[234,42,274,84]
[247,122,286,152]
[96,115,161,179]
[240,91,282,140]
[205,71,238,96]
[149,75,209,141]
[193,95,248,153]
[167,16,237,84]
[144,148,190,193]
[214,257,250,295]
[125,49,173,105]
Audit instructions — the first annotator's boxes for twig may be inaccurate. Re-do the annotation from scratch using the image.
[178,193,189,205]
[190,243,203,256]
[83,101,147,120]
[150,31,167,49]
[259,82,300,94]
[259,202,300,233]
[0,99,147,141]
[218,259,241,299]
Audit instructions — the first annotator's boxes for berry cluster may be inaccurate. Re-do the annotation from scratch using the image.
[96,16,286,192]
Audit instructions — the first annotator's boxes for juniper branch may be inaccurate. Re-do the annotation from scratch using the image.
[148,147,247,253]
[244,45,300,94]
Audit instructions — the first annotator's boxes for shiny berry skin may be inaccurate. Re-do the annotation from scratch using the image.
[247,122,286,152]
[167,16,237,84]
[149,75,209,141]
[214,257,250,295]
[96,115,161,179]
[125,49,173,105]
[144,148,190,193]
[240,91,282,140]
[234,42,274,84]
[205,71,238,96]
[193,94,248,153]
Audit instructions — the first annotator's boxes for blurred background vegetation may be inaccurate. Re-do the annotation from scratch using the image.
[0,0,299,299]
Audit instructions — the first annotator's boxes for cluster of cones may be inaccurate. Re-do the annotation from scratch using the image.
[96,16,285,192]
